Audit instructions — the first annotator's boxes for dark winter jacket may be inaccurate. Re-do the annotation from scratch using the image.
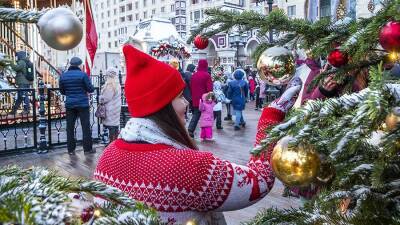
[12,51,31,86]
[182,64,195,102]
[190,60,213,108]
[227,70,248,111]
[59,66,95,108]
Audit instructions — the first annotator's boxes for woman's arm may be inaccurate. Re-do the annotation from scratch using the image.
[100,85,114,104]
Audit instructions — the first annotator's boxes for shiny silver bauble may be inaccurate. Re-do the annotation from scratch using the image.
[38,7,83,51]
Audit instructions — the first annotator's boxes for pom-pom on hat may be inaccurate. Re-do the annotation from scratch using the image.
[123,45,185,117]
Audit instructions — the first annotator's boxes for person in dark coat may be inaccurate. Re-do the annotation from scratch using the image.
[10,51,33,114]
[184,64,195,113]
[59,57,95,155]
[227,69,248,130]
[188,59,213,138]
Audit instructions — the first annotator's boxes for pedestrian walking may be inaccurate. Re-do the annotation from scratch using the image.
[227,69,248,130]
[10,51,33,114]
[249,75,256,101]
[223,71,233,120]
[59,57,95,155]
[188,59,213,138]
[99,67,121,144]
[199,92,216,141]
[184,64,195,113]
[95,45,284,224]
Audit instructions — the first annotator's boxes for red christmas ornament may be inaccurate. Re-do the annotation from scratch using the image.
[328,49,348,68]
[194,35,209,50]
[379,21,400,52]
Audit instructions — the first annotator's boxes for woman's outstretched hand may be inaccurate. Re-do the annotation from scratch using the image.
[269,76,302,113]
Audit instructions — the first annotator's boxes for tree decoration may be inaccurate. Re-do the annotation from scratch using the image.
[150,41,190,59]
[385,107,400,131]
[379,21,400,52]
[368,0,376,12]
[37,8,83,51]
[193,35,209,50]
[257,46,295,85]
[336,2,346,20]
[271,136,321,187]
[0,166,159,225]
[327,49,348,68]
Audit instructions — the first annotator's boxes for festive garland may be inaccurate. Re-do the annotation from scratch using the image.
[150,41,190,59]
[0,166,159,225]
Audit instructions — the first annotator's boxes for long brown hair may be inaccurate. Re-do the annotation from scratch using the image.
[146,103,198,150]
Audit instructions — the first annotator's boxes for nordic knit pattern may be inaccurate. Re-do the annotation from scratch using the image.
[94,106,285,224]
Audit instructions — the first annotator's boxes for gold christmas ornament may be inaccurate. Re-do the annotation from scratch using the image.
[271,136,321,187]
[37,8,83,51]
[256,46,294,86]
[385,107,400,131]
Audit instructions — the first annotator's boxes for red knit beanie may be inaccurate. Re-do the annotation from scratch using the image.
[123,44,185,117]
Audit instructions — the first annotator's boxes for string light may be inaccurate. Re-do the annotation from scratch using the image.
[93,209,101,218]
[336,3,346,20]
[389,52,399,61]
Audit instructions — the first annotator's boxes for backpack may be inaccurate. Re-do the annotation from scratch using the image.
[23,59,34,81]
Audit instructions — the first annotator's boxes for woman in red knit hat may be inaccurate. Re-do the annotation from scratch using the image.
[94,45,302,225]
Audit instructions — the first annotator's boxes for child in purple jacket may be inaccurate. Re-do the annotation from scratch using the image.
[199,92,216,141]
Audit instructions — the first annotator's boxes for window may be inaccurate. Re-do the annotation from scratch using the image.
[143,11,147,18]
[181,17,186,23]
[135,13,139,20]
[190,12,192,20]
[120,6,125,13]
[192,0,199,4]
[152,0,155,4]
[101,3,104,8]
[181,25,186,31]
[108,42,111,48]
[161,7,165,12]
[287,5,296,17]
[114,30,117,36]
[194,10,200,21]
[120,16,125,22]
[107,10,110,17]
[127,3,132,10]
[107,0,110,6]
[135,1,139,9]
[320,0,331,18]
[127,15,133,21]
[114,9,117,14]
[101,12,104,19]
[171,4,175,12]
[108,21,111,26]
[143,0,147,7]
[115,41,118,47]
[152,9,156,14]
[181,1,186,7]
[101,23,104,28]
[108,32,111,38]
[114,19,117,25]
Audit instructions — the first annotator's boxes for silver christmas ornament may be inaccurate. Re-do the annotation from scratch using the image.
[37,8,83,51]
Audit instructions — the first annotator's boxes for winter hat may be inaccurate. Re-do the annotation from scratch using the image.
[123,44,185,117]
[169,59,180,70]
[70,57,82,66]
[233,69,245,80]
[106,67,118,78]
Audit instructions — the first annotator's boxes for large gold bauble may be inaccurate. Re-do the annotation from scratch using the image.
[385,107,400,131]
[256,46,293,85]
[271,136,321,187]
[38,8,83,51]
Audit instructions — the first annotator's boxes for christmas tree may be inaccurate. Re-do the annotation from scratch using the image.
[190,1,400,224]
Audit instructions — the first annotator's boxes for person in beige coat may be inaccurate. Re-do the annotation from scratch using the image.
[100,67,121,144]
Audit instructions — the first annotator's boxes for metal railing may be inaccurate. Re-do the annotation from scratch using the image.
[0,83,106,156]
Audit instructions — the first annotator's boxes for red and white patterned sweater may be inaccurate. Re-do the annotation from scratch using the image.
[94,107,285,224]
